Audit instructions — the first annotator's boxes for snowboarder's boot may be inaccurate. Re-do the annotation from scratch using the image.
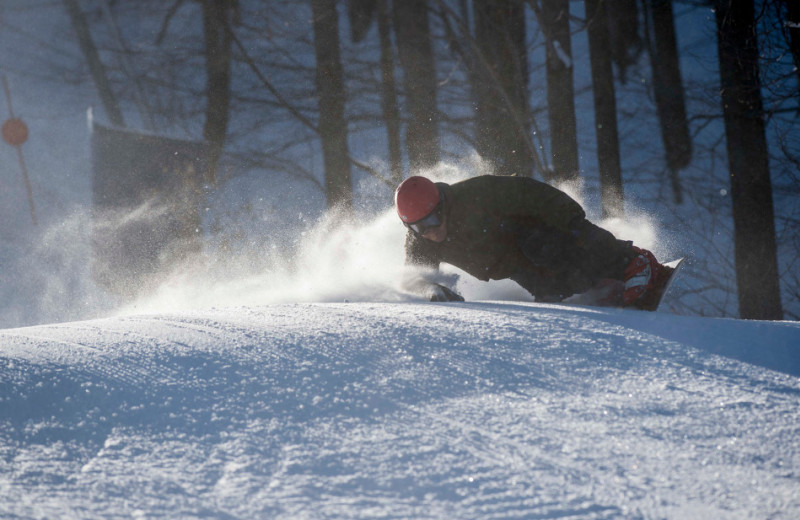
[622,247,674,311]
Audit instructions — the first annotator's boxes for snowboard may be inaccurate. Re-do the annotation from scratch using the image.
[654,257,686,311]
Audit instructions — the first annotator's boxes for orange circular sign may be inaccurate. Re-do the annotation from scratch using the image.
[2,118,28,146]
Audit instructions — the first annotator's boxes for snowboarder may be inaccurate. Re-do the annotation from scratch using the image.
[395,175,674,310]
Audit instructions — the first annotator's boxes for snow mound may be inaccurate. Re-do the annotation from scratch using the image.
[1,302,799,518]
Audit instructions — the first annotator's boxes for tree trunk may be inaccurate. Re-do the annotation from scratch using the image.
[346,0,401,183]
[377,0,403,184]
[202,0,234,185]
[393,0,440,172]
[347,0,377,42]
[714,0,783,320]
[473,0,533,177]
[62,0,125,128]
[539,0,579,182]
[784,0,800,96]
[606,0,641,82]
[312,0,354,214]
[585,0,624,218]
[646,0,690,203]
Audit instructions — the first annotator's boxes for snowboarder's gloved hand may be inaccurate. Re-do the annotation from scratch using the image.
[428,284,465,302]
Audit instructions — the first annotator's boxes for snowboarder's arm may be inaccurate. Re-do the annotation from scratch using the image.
[404,231,439,271]
[402,232,464,302]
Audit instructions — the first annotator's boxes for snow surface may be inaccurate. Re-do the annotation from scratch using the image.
[2,300,799,519]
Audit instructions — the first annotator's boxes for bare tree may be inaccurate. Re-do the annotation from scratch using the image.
[606,0,641,81]
[714,0,783,319]
[377,0,403,183]
[393,0,441,172]
[782,0,800,95]
[644,0,691,204]
[347,0,403,183]
[62,0,125,128]
[472,0,533,177]
[312,0,354,213]
[202,0,236,185]
[536,0,579,182]
[584,0,624,218]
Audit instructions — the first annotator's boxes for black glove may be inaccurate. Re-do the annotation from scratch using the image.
[428,284,465,302]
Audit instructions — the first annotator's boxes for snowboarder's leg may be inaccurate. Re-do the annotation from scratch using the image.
[510,269,569,303]
[570,219,636,282]
[569,219,674,310]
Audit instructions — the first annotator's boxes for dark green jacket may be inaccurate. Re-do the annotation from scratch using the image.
[405,175,586,285]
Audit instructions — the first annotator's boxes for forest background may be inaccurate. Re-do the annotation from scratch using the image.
[0,0,797,327]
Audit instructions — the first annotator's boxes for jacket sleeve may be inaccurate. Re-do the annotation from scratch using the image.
[404,230,439,270]
[401,231,444,297]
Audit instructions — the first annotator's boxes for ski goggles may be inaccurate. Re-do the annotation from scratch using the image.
[405,202,444,235]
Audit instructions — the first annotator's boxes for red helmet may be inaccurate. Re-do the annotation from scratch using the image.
[395,176,440,223]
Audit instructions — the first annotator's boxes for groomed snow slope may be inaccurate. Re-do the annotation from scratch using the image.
[1,301,799,519]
